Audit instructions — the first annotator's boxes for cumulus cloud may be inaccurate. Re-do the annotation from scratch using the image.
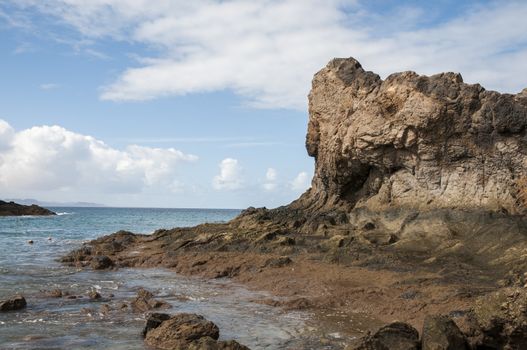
[0,120,197,194]
[212,158,244,190]
[5,1,527,109]
[262,167,277,191]
[290,171,310,192]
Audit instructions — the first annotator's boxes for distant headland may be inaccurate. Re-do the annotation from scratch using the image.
[0,200,56,216]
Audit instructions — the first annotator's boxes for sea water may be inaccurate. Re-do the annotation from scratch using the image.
[0,208,350,349]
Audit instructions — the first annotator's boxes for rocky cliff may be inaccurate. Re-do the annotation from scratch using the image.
[303,57,527,214]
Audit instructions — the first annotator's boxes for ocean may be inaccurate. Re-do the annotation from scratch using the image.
[0,207,314,349]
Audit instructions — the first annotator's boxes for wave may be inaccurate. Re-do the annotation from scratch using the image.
[56,212,74,216]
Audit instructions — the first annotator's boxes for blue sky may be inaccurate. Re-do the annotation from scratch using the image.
[0,0,526,208]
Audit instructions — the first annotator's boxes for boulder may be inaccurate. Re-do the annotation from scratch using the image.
[143,313,250,350]
[131,288,171,312]
[0,295,27,312]
[421,315,467,350]
[144,313,220,349]
[352,322,420,350]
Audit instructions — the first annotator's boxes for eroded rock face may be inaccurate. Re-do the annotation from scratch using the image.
[303,58,527,214]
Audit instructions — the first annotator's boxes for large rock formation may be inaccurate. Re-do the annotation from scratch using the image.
[303,58,527,214]
[0,200,56,216]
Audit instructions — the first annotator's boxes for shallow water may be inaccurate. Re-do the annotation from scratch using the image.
[0,208,357,349]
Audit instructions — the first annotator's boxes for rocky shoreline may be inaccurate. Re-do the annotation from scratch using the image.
[60,58,527,349]
[0,200,56,216]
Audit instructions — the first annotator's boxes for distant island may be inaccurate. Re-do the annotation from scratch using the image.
[5,198,105,207]
[0,200,56,216]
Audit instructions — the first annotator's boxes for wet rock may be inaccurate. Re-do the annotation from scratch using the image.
[188,337,251,350]
[88,290,101,300]
[99,304,111,315]
[144,313,220,349]
[90,255,113,270]
[0,295,27,312]
[352,322,420,350]
[131,288,171,312]
[421,315,467,350]
[144,313,251,349]
[142,312,172,337]
[45,289,63,298]
[27,240,34,244]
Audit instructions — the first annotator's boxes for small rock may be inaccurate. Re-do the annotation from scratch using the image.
[0,295,27,312]
[90,255,113,270]
[88,290,101,300]
[45,289,63,298]
[99,304,111,315]
[353,322,420,350]
[27,240,34,244]
[422,315,467,350]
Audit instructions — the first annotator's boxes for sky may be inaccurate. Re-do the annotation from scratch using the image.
[0,0,526,208]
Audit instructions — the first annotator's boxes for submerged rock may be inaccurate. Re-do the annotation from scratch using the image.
[131,288,171,313]
[0,295,27,312]
[352,322,420,350]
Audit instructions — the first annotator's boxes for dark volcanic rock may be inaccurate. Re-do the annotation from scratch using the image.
[0,295,27,312]
[421,315,467,350]
[0,200,55,216]
[352,322,420,350]
[90,255,113,270]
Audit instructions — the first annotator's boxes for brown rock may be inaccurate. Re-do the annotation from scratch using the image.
[90,255,113,270]
[352,322,420,350]
[144,313,220,349]
[0,295,27,312]
[421,315,467,350]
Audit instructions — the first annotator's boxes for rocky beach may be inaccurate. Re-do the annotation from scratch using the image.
[53,58,527,349]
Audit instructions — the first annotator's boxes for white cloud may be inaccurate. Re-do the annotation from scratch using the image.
[0,120,197,194]
[6,1,527,109]
[290,171,310,192]
[262,167,277,191]
[212,158,244,190]
[7,0,527,110]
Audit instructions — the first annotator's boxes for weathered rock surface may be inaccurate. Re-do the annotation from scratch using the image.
[421,315,467,350]
[143,313,249,350]
[351,322,420,350]
[304,58,527,214]
[468,287,527,349]
[0,295,27,312]
[0,200,56,216]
